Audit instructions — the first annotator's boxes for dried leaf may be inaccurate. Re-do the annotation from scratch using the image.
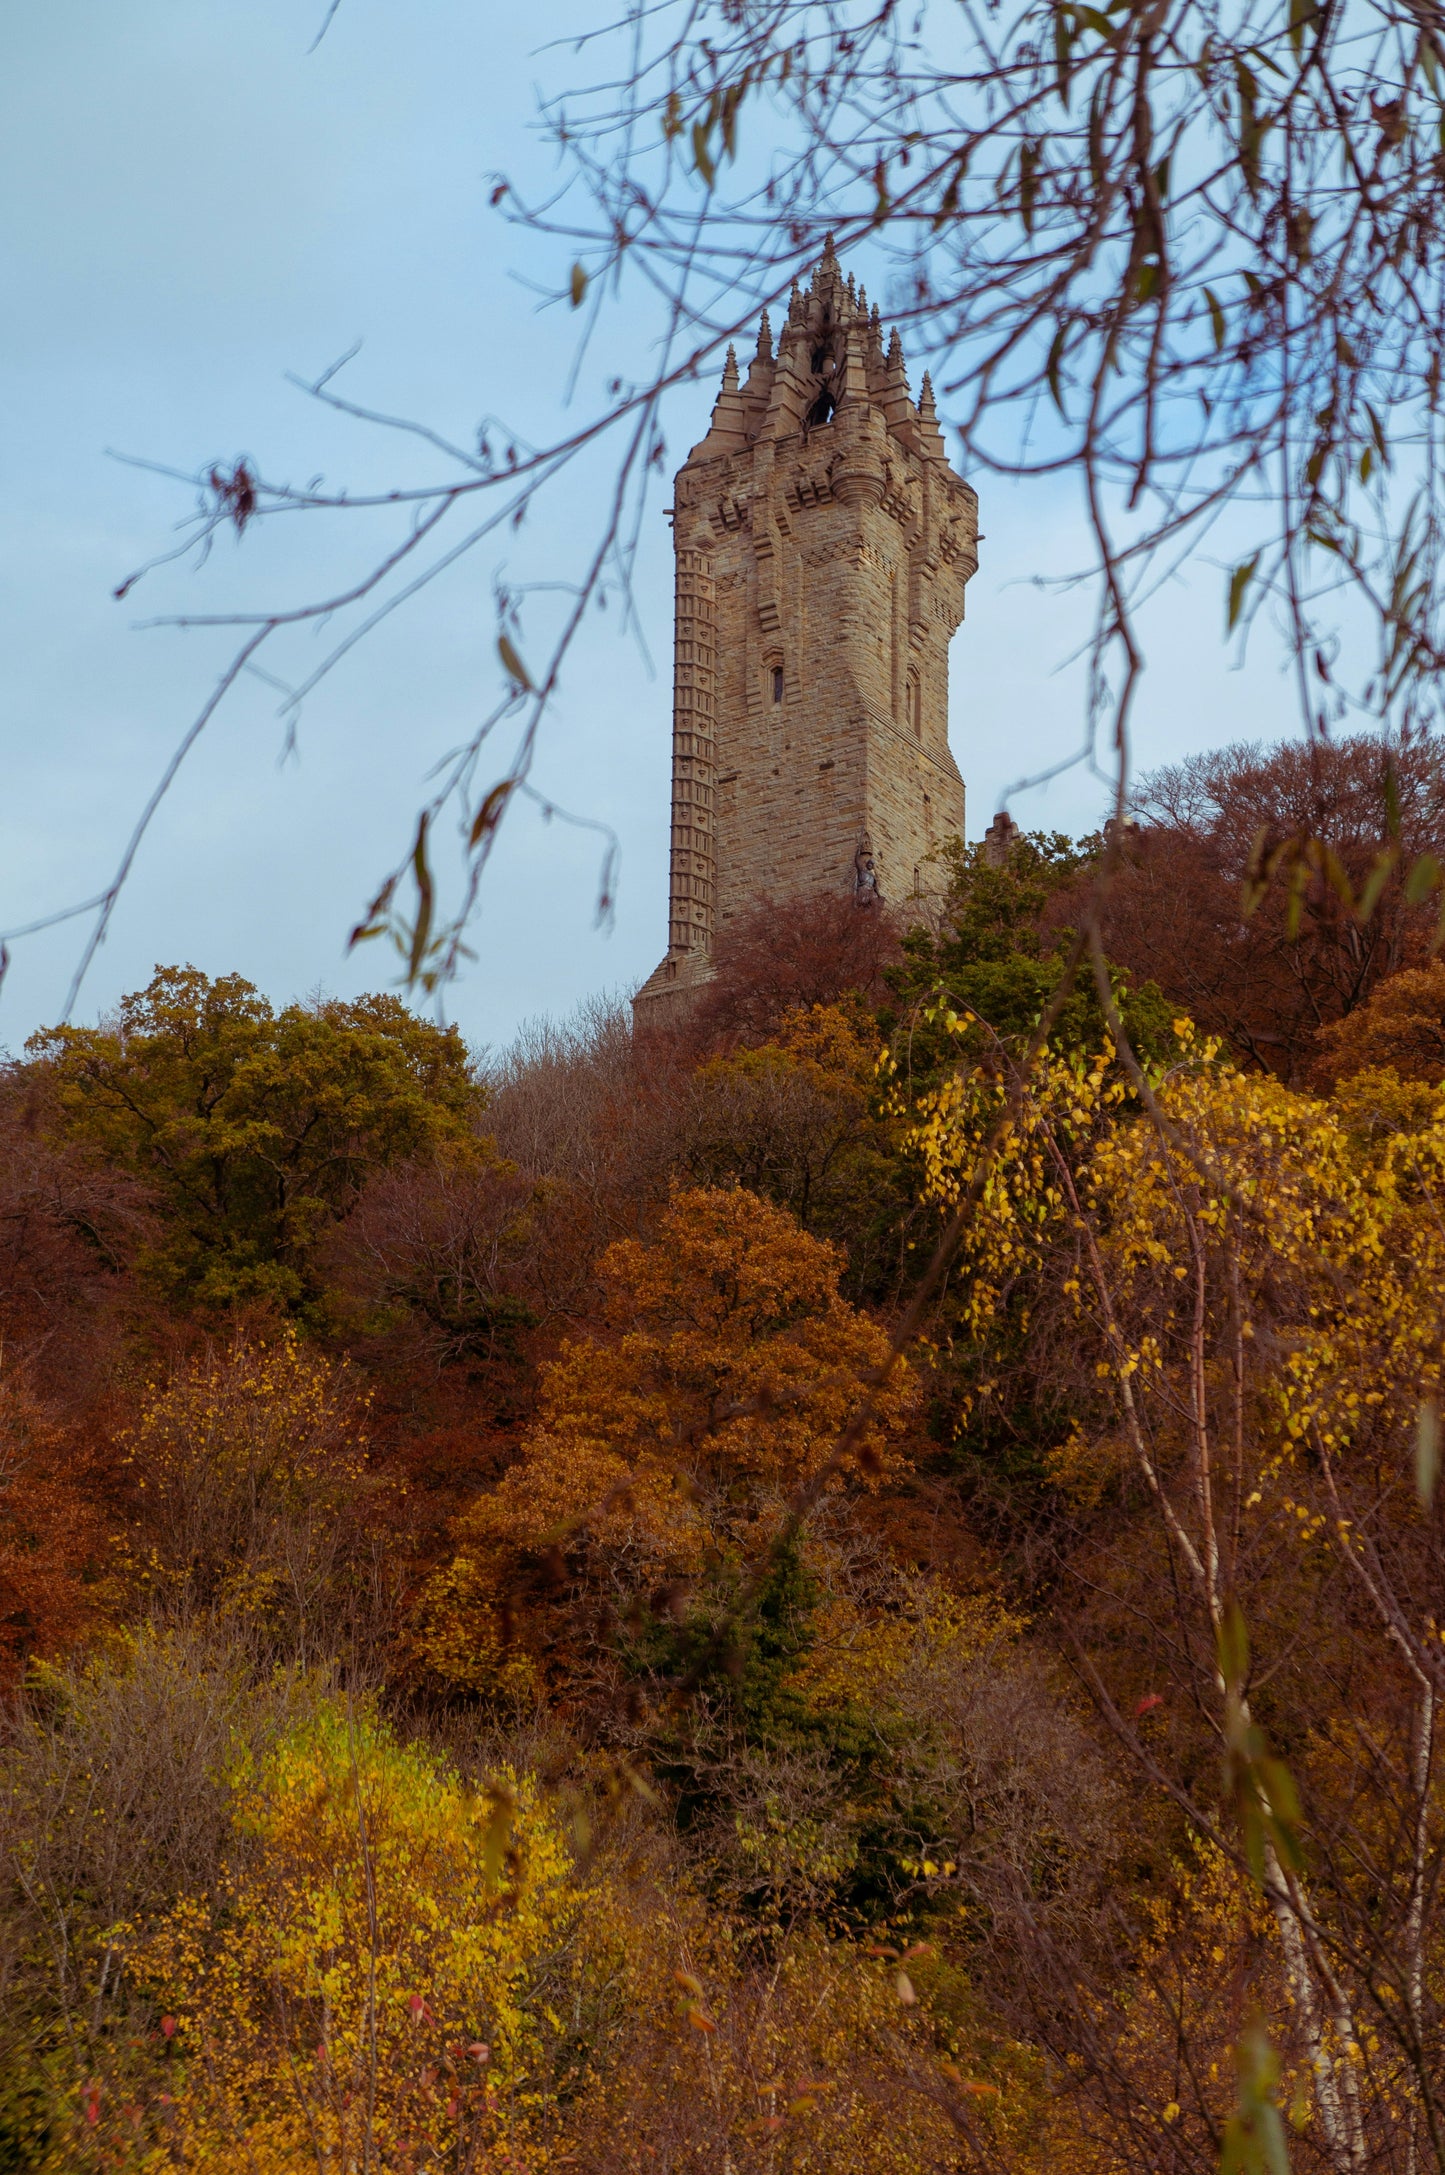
[469,779,515,851]
[1227,552,1261,633]
[497,633,533,692]
[1204,285,1226,350]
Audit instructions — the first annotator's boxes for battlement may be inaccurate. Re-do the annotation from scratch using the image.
[635,242,979,1023]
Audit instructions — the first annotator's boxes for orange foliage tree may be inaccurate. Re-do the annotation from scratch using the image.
[680,1002,884,1233]
[418,1185,915,1694]
[0,1362,115,1685]
[1313,961,1445,1088]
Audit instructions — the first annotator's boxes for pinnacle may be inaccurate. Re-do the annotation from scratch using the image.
[865,306,886,374]
[812,234,844,304]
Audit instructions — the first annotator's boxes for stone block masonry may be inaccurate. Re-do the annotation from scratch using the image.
[634,241,979,1024]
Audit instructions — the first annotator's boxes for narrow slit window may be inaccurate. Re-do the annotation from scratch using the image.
[772,665,785,705]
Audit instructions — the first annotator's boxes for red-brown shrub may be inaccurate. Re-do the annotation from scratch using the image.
[688,890,903,1052]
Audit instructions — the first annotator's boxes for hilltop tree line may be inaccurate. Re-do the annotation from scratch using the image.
[2,731,1445,2172]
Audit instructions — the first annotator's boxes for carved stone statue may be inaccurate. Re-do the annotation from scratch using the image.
[854,833,882,906]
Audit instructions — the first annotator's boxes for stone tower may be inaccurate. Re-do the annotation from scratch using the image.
[634,241,980,1022]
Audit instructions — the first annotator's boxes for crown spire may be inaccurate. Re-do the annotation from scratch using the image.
[812,234,845,310]
[683,267,962,460]
[761,321,807,439]
[693,342,750,455]
[917,370,946,459]
[877,326,916,441]
[836,313,870,409]
[742,313,777,429]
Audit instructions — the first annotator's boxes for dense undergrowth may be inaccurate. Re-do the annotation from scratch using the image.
[2,733,1444,2173]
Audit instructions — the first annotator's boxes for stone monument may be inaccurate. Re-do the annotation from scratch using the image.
[634,241,980,1024]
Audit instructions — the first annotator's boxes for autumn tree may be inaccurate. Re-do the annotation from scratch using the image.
[1085,735,1445,1080]
[30,965,482,1312]
[0,1068,154,1404]
[679,1001,908,1264]
[481,993,683,1253]
[899,831,1094,1011]
[1313,960,1445,1089]
[573,1881,1025,2173]
[418,1184,915,1698]
[121,1335,393,1664]
[910,1019,1445,2167]
[322,1147,548,1370]
[106,1704,588,2174]
[0,1626,323,2164]
[2,1649,1031,2175]
[0,1361,115,1687]
[685,891,903,1054]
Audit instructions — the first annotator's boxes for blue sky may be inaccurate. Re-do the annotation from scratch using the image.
[0,1,1291,1055]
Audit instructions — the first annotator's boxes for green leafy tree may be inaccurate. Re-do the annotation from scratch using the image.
[891,831,1178,1081]
[30,966,482,1311]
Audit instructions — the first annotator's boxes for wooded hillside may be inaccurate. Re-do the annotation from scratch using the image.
[2,734,1443,2174]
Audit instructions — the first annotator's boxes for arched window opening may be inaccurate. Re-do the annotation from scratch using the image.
[806,339,838,429]
[772,665,785,705]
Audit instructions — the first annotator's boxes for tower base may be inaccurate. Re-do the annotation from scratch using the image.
[632,947,714,1033]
